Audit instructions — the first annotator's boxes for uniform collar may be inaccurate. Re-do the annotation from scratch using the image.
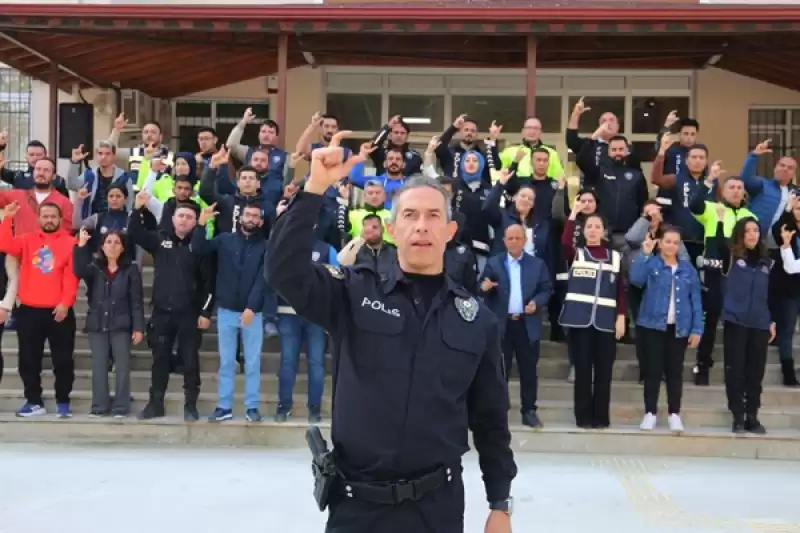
[381,262,467,298]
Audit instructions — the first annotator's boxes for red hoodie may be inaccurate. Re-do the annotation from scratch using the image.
[0,217,78,308]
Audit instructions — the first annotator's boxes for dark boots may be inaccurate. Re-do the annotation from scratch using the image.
[693,365,710,386]
[782,360,799,387]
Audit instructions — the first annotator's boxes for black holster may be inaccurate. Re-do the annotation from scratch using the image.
[306,426,339,512]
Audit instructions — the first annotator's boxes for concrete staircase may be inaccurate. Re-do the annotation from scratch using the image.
[2,267,800,460]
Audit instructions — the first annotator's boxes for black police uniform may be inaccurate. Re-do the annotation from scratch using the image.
[266,192,516,533]
[445,240,478,295]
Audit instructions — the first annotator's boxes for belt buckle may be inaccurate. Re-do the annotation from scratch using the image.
[510,314,521,321]
[392,479,416,503]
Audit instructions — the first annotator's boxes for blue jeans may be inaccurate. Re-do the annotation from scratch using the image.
[776,297,800,363]
[278,314,326,409]
[217,308,264,410]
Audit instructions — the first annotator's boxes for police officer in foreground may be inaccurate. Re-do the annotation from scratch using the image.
[266,131,516,533]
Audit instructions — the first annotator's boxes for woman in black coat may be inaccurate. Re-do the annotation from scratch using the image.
[73,229,145,417]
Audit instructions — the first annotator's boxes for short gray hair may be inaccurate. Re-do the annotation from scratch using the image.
[389,174,452,222]
[96,140,117,154]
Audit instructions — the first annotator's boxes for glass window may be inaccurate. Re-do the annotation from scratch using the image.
[632,97,690,134]
[215,123,261,151]
[452,95,525,132]
[631,141,657,164]
[216,102,269,121]
[567,96,625,134]
[535,96,563,133]
[177,125,202,153]
[388,95,445,133]
[326,94,382,132]
[0,68,31,171]
[175,101,212,119]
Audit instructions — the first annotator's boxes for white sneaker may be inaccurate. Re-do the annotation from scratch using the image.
[640,412,657,431]
[567,366,575,383]
[668,413,684,434]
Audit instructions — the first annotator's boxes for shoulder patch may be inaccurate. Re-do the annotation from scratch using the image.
[455,296,479,322]
[457,245,466,254]
[324,264,344,280]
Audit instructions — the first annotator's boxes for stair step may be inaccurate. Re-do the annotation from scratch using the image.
[2,415,800,460]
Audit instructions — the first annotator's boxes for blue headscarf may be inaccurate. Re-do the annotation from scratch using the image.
[175,151,198,186]
[460,150,485,184]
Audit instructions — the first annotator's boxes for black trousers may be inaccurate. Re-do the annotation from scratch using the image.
[15,304,76,405]
[723,321,769,418]
[549,282,567,342]
[149,307,202,403]
[501,319,540,412]
[696,271,722,370]
[640,326,687,415]
[570,326,616,427]
[325,467,465,533]
[627,284,645,373]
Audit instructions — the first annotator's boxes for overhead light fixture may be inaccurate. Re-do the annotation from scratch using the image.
[403,117,431,125]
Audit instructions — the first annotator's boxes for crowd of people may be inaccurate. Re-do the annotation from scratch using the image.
[0,97,796,435]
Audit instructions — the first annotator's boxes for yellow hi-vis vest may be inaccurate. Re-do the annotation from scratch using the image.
[349,208,393,244]
[129,145,175,190]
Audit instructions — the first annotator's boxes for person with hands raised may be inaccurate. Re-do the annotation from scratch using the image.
[566,96,622,174]
[739,138,798,239]
[191,201,268,423]
[266,131,516,533]
[107,112,174,188]
[67,141,131,220]
[0,199,79,418]
[435,114,501,181]
[368,114,422,176]
[771,195,800,386]
[629,225,703,433]
[0,137,70,198]
[500,117,564,180]
[73,226,144,418]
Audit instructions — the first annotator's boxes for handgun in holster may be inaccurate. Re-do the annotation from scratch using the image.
[306,426,339,512]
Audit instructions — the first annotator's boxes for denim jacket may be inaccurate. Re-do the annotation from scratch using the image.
[629,252,704,338]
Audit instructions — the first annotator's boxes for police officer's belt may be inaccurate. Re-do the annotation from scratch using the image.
[341,465,453,504]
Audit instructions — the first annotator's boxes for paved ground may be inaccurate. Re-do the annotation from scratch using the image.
[1,445,799,533]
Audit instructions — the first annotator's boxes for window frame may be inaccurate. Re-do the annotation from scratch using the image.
[171,97,272,152]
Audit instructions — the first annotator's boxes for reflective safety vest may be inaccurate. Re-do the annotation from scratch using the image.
[129,145,175,190]
[348,208,393,244]
[559,248,621,332]
[151,174,214,238]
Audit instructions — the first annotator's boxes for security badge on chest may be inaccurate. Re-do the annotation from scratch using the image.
[455,296,479,322]
[457,245,466,254]
[324,263,344,280]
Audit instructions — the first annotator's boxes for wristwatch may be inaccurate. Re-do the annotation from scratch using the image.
[490,497,514,516]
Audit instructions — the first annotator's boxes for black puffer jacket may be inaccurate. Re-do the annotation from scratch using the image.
[72,245,146,333]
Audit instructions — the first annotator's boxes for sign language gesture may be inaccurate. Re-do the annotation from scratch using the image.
[113,113,128,131]
[359,142,377,159]
[210,145,229,168]
[311,111,323,127]
[453,114,467,129]
[753,139,772,156]
[781,224,796,247]
[199,203,218,226]
[426,136,440,154]
[151,157,167,173]
[3,201,19,218]
[572,96,590,116]
[489,120,503,141]
[664,110,679,128]
[480,278,498,292]
[592,121,612,141]
[641,233,658,255]
[71,144,89,163]
[569,197,583,220]
[490,168,514,185]
[709,160,725,181]
[77,228,91,248]
[306,131,365,194]
[242,107,255,123]
[134,190,151,210]
[659,133,678,155]
[77,187,91,201]
[715,202,727,222]
[289,152,304,168]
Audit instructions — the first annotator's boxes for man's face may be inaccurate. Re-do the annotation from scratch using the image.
[385,150,404,176]
[679,126,697,148]
[250,151,269,173]
[172,206,197,235]
[25,146,46,168]
[322,118,339,143]
[361,218,383,245]
[96,146,115,168]
[364,184,386,208]
[237,170,259,195]
[503,225,526,256]
[107,188,126,210]
[600,112,619,136]
[774,156,797,185]
[38,205,61,233]
[722,177,745,206]
[33,159,54,187]
[389,125,408,146]
[686,148,707,174]
[386,187,457,272]
[460,121,478,144]
[174,158,190,177]
[259,124,277,146]
[197,131,217,153]
[142,123,161,146]
[173,180,193,202]
[609,140,627,161]
[240,206,262,233]
[532,151,549,176]
[522,118,542,143]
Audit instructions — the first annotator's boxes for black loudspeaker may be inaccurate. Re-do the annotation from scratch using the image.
[58,103,94,161]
